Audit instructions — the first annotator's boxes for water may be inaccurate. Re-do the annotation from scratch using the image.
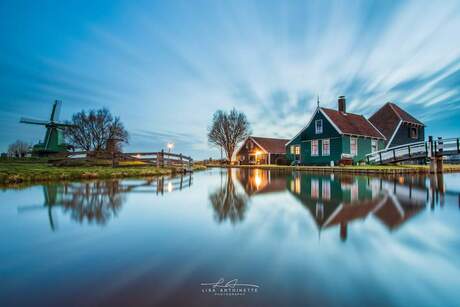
[1,169,460,307]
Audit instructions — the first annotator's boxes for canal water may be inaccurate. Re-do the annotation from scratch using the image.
[1,169,459,307]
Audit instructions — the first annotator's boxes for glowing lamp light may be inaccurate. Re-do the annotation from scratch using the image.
[167,142,174,152]
[136,154,141,159]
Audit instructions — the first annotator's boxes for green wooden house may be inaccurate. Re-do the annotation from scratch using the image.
[286,96,386,165]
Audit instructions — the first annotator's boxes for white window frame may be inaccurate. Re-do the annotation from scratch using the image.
[311,140,319,156]
[290,145,295,154]
[315,119,323,134]
[371,139,378,153]
[322,139,330,156]
[350,137,358,156]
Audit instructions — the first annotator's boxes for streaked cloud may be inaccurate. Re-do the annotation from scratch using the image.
[1,0,460,158]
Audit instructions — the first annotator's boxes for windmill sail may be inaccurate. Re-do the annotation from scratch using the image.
[50,100,62,122]
[19,117,49,125]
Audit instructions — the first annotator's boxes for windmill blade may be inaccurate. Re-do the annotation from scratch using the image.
[20,117,49,125]
[50,100,62,122]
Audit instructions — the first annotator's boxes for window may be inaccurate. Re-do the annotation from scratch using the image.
[410,127,418,139]
[290,145,300,155]
[311,140,319,156]
[322,180,331,201]
[322,139,330,156]
[311,179,319,198]
[350,137,358,156]
[315,119,323,134]
[316,203,324,220]
[290,176,301,194]
[371,139,378,153]
[295,145,300,155]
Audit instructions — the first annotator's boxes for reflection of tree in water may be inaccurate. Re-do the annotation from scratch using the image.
[209,170,248,224]
[60,180,125,225]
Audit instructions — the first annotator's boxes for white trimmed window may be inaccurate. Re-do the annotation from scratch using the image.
[371,139,378,153]
[315,119,323,134]
[322,139,330,156]
[350,137,358,156]
[311,140,319,156]
[290,145,300,155]
[322,180,331,201]
[311,179,319,199]
[295,145,300,155]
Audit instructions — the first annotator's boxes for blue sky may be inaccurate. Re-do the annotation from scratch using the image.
[1,0,460,159]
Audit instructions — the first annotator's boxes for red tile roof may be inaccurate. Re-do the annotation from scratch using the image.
[320,108,385,139]
[387,103,424,125]
[369,102,424,140]
[250,136,289,154]
[368,103,401,140]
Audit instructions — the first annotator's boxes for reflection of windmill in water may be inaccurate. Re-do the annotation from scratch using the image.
[18,174,193,230]
[19,100,73,156]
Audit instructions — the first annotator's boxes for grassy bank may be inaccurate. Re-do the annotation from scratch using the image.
[206,163,460,174]
[0,161,207,184]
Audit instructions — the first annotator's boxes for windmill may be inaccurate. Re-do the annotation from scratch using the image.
[20,100,73,156]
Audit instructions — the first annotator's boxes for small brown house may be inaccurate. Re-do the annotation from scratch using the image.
[236,136,289,165]
[369,102,425,149]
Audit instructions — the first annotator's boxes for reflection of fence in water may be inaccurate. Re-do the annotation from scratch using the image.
[17,174,193,230]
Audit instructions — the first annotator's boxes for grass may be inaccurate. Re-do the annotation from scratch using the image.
[206,163,460,174]
[0,160,207,184]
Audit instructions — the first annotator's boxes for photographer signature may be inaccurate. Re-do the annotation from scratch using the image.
[201,278,259,289]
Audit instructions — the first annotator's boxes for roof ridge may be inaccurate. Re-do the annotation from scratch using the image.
[387,102,403,120]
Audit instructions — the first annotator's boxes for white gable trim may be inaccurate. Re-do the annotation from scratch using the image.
[385,120,402,149]
[286,108,343,146]
[286,108,320,146]
[249,137,269,154]
[365,117,387,140]
[319,108,343,135]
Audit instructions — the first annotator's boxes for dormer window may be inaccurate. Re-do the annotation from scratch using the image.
[315,119,323,134]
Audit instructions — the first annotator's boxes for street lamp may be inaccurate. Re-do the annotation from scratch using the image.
[167,142,174,153]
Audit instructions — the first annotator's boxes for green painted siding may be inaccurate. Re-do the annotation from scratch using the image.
[342,136,386,163]
[287,108,386,165]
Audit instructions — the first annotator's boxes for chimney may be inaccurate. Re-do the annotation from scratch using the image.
[338,96,346,113]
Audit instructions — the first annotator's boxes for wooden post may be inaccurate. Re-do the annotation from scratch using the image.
[180,153,183,167]
[428,136,433,157]
[156,152,160,167]
[379,152,382,164]
[457,138,460,153]
[408,145,411,157]
[393,149,396,161]
[160,149,164,167]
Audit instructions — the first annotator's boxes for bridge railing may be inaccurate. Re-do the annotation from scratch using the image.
[433,138,460,156]
[366,141,427,164]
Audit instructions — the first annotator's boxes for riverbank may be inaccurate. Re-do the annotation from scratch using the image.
[0,161,207,184]
[206,163,460,174]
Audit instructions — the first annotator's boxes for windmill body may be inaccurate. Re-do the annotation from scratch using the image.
[20,100,73,156]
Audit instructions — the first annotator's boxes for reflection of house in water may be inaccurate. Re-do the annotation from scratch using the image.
[18,174,193,230]
[287,173,429,240]
[235,168,286,196]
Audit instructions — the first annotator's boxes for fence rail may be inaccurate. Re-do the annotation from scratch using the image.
[50,150,194,169]
[366,137,460,165]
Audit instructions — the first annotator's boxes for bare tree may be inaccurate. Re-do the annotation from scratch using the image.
[65,108,128,152]
[208,108,251,161]
[7,140,30,158]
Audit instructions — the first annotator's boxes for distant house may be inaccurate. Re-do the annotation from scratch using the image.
[236,136,289,165]
[369,102,425,149]
[286,96,386,165]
